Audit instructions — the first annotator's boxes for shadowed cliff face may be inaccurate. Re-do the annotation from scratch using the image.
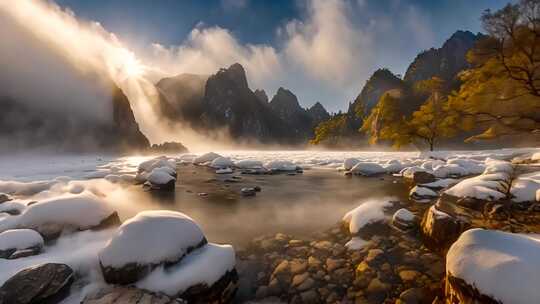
[0,87,149,153]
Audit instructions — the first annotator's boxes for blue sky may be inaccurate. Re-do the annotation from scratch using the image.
[55,0,511,112]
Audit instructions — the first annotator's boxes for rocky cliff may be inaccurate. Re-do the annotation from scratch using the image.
[0,85,149,152]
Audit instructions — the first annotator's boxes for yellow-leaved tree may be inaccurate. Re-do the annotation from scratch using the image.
[361,78,458,151]
[310,114,348,145]
[449,0,540,141]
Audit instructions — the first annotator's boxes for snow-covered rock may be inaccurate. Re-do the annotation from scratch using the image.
[446,158,485,175]
[432,164,467,178]
[444,159,514,202]
[193,152,222,165]
[138,157,176,174]
[264,160,298,172]
[419,178,459,190]
[400,166,428,179]
[0,200,26,216]
[234,159,263,169]
[446,229,540,304]
[99,210,207,284]
[409,186,439,202]
[510,171,540,203]
[392,208,418,230]
[420,205,470,253]
[343,158,360,171]
[145,168,176,191]
[0,229,44,259]
[349,162,386,176]
[342,199,395,236]
[209,157,234,169]
[136,243,237,301]
[0,192,118,240]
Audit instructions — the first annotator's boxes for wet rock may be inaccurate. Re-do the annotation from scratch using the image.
[308,256,322,269]
[399,270,421,282]
[0,263,74,304]
[290,259,308,275]
[82,286,186,304]
[411,171,437,184]
[299,290,319,302]
[420,205,471,253]
[366,278,390,294]
[291,272,309,287]
[325,258,344,272]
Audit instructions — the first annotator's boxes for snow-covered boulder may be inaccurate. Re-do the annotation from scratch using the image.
[349,162,386,176]
[136,244,237,302]
[0,192,118,240]
[264,160,298,172]
[342,199,395,237]
[446,158,485,175]
[343,158,360,171]
[432,164,467,178]
[400,166,428,180]
[193,152,222,165]
[144,167,176,191]
[419,178,459,190]
[209,157,234,169]
[234,159,263,169]
[510,171,540,203]
[409,186,439,203]
[99,210,207,284]
[0,229,44,259]
[420,205,470,253]
[391,208,418,231]
[0,200,26,216]
[0,263,74,304]
[136,157,177,187]
[446,229,540,304]
[444,159,514,204]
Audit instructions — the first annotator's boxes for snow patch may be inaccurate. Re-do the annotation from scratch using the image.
[0,229,43,252]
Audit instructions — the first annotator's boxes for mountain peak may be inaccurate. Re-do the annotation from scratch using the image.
[254,89,268,103]
[216,63,249,89]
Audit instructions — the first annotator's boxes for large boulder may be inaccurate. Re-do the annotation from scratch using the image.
[446,229,540,304]
[420,204,470,253]
[342,199,396,238]
[0,229,43,259]
[0,263,74,304]
[99,210,207,285]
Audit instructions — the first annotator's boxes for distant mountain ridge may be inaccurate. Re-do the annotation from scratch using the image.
[156,63,329,144]
[312,30,484,147]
